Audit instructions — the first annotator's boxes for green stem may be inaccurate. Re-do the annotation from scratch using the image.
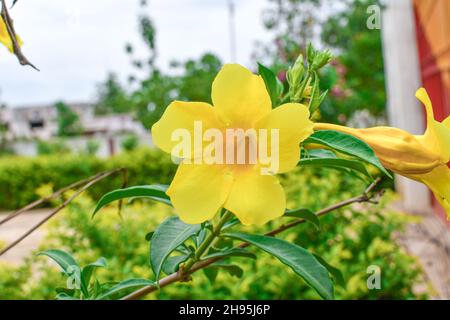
[183,210,233,272]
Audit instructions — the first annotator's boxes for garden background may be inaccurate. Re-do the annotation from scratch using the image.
[0,0,449,299]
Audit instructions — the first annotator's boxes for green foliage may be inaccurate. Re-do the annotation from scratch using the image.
[95,73,132,115]
[0,167,428,300]
[94,1,222,129]
[256,0,386,123]
[321,0,386,122]
[38,249,153,300]
[55,102,83,137]
[0,147,176,210]
[85,140,100,156]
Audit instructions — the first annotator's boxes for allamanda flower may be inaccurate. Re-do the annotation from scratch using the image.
[152,64,313,225]
[314,88,450,216]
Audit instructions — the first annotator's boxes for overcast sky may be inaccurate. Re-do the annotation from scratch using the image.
[0,0,268,107]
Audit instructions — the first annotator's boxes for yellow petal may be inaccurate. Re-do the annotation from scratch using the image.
[409,165,450,218]
[0,16,22,53]
[224,167,286,226]
[0,17,13,53]
[151,101,223,158]
[416,88,450,162]
[167,163,233,224]
[211,64,271,127]
[256,103,313,174]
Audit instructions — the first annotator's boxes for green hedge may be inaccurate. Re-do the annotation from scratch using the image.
[0,148,176,210]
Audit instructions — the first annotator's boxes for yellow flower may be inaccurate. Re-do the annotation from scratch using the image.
[152,64,313,225]
[314,88,450,217]
[0,16,22,53]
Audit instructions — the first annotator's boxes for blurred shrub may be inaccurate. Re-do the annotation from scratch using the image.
[0,167,428,300]
[36,140,71,156]
[85,140,100,156]
[0,147,176,210]
[121,134,139,152]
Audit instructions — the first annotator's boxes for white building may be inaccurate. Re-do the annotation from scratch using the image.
[0,103,151,157]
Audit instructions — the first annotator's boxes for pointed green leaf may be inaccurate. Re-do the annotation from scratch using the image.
[38,249,79,273]
[93,185,171,217]
[80,257,107,297]
[304,130,391,178]
[258,62,282,106]
[284,208,320,230]
[303,148,337,159]
[223,233,334,299]
[150,216,201,280]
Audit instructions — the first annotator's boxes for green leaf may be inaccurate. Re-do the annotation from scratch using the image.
[162,254,191,275]
[80,257,107,298]
[93,185,171,217]
[203,267,219,284]
[38,249,79,273]
[299,157,373,180]
[222,217,240,230]
[303,148,337,159]
[304,130,391,178]
[223,233,334,299]
[284,208,320,230]
[96,278,155,300]
[202,248,256,261]
[313,254,345,288]
[150,216,201,280]
[258,62,281,106]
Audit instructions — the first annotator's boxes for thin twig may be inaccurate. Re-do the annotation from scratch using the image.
[0,168,127,256]
[122,178,384,300]
[0,171,114,226]
[1,0,38,70]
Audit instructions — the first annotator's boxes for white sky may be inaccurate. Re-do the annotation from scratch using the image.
[0,0,268,107]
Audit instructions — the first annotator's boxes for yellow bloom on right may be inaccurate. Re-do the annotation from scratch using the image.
[315,88,450,217]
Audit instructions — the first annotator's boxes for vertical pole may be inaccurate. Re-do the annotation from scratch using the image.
[381,0,431,214]
[228,0,237,62]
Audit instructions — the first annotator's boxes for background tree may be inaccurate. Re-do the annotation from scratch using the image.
[256,0,386,124]
[95,1,221,130]
[95,73,131,115]
[55,102,82,137]
[321,0,386,123]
